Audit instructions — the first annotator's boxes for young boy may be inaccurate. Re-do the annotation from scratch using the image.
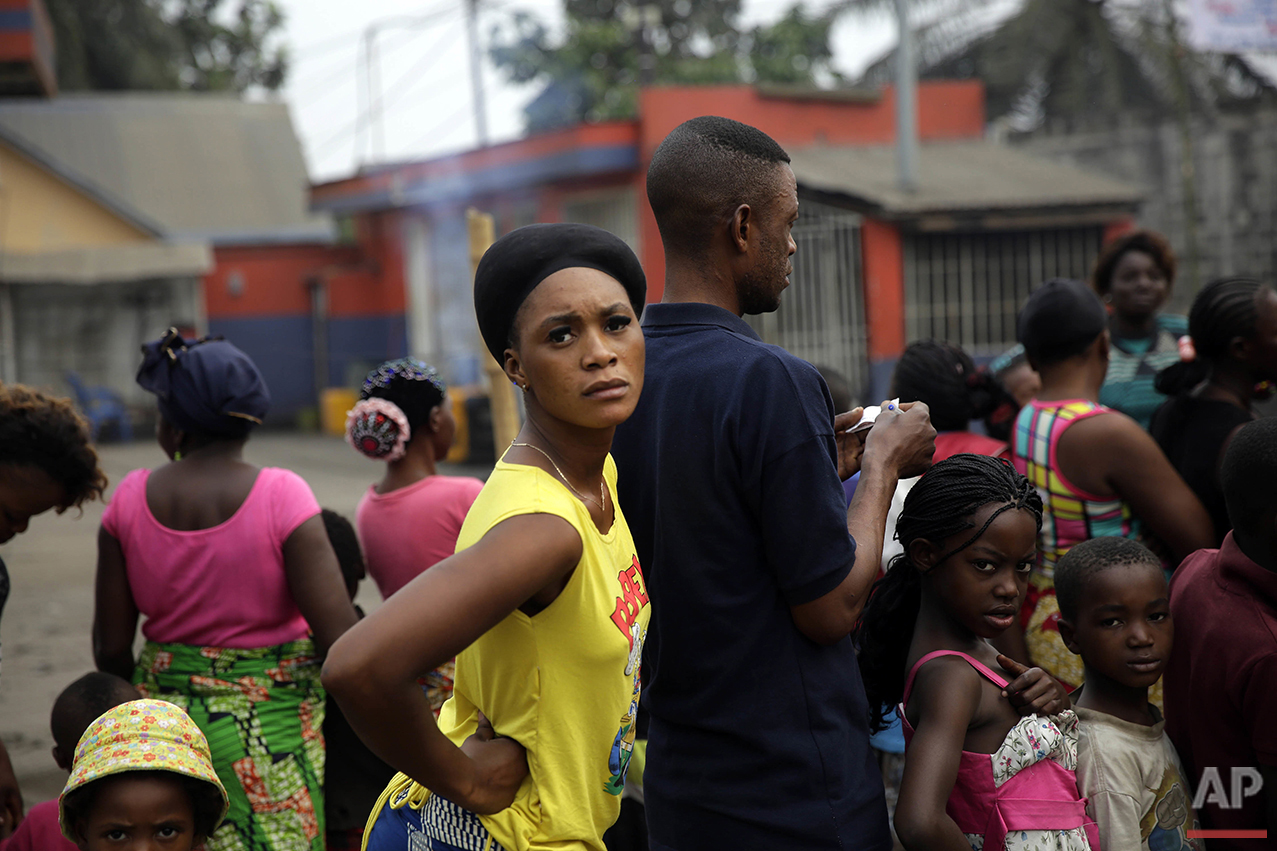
[1055,537,1203,851]
[2,672,140,850]
[319,509,395,851]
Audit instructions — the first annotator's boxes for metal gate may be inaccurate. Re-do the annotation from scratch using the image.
[747,200,869,398]
[903,227,1105,357]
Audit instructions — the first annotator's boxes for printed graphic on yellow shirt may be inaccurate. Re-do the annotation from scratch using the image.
[605,555,648,796]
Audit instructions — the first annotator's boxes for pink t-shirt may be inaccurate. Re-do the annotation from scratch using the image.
[356,475,484,598]
[0,800,74,851]
[101,467,320,648]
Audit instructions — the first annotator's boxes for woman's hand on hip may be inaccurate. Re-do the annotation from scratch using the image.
[457,712,528,815]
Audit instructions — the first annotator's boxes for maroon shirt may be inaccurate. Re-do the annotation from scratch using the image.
[1165,532,1277,847]
[0,800,75,851]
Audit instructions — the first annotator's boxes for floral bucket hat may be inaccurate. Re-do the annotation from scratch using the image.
[58,699,229,840]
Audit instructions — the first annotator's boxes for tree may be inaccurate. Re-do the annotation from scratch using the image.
[44,0,288,93]
[489,0,845,132]
[847,0,1273,131]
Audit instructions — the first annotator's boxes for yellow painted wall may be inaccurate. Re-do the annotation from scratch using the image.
[0,143,152,253]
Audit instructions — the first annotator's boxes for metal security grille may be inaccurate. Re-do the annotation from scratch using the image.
[903,227,1105,356]
[561,188,639,253]
[747,200,868,398]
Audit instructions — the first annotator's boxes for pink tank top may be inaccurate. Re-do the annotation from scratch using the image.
[102,467,320,648]
[899,650,1100,850]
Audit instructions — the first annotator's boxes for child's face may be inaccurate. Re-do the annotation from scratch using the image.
[920,504,1038,639]
[1063,561,1172,689]
[76,774,201,851]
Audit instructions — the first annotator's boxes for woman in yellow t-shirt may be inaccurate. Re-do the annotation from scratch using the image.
[324,223,651,851]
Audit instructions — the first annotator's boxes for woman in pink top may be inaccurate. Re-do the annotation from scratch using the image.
[346,358,483,712]
[92,329,357,851]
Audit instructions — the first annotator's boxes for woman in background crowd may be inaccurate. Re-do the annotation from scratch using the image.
[1151,277,1277,545]
[93,329,357,851]
[0,384,106,837]
[1093,230,1187,428]
[347,357,484,713]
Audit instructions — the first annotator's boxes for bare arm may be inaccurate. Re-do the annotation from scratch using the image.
[281,514,359,656]
[322,513,582,814]
[0,738,21,837]
[93,527,140,678]
[894,659,983,851]
[1090,417,1214,562]
[790,402,936,645]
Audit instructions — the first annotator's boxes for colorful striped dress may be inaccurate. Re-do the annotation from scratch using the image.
[1011,399,1146,691]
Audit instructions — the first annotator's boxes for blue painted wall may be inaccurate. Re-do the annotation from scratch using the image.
[209,313,408,424]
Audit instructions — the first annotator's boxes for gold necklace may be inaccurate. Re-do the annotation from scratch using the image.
[510,441,607,510]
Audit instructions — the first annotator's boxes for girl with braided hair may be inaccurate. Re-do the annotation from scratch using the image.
[1150,277,1277,545]
[856,454,1098,851]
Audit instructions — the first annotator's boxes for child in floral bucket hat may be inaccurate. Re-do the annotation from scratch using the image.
[58,699,229,850]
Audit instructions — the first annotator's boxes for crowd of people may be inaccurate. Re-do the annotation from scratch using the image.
[0,114,1273,851]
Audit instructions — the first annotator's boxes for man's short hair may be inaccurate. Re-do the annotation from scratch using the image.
[1054,537,1162,621]
[1222,417,1277,537]
[646,116,791,257]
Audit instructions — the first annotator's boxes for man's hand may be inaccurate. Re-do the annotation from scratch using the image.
[833,407,866,481]
[862,400,936,479]
[456,712,528,815]
[0,738,23,838]
[998,655,1071,717]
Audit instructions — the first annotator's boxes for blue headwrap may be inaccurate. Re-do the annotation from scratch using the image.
[136,328,270,437]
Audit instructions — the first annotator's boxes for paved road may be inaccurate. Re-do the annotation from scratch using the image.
[0,432,490,806]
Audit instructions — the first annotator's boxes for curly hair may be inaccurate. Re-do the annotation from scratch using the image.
[0,384,107,510]
[1091,230,1177,297]
[853,454,1042,731]
[891,340,1005,432]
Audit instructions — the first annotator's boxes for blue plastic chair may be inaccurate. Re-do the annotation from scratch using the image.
[65,371,133,442]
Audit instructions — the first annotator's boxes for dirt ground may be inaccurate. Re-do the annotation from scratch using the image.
[0,432,490,807]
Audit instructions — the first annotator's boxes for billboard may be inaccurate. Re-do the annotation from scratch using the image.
[1187,0,1277,52]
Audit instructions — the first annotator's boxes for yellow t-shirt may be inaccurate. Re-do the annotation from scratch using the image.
[387,454,650,851]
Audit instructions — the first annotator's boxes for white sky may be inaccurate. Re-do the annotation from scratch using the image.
[275,0,903,183]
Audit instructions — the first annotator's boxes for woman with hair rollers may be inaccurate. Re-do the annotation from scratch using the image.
[347,359,484,712]
[855,454,1097,851]
[1150,276,1277,545]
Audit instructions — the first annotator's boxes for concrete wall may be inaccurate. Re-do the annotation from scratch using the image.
[1010,107,1277,311]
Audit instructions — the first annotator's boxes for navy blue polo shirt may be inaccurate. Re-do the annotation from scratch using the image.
[611,303,890,851]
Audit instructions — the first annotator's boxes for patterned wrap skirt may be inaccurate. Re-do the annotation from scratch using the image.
[134,639,327,851]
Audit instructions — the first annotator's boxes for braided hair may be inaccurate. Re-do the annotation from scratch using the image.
[1155,277,1272,396]
[891,340,1004,432]
[854,454,1042,731]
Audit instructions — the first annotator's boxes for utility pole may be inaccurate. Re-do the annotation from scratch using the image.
[466,0,490,147]
[363,26,384,162]
[893,0,918,194]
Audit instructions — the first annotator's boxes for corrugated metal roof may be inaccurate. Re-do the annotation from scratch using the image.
[789,140,1143,218]
[0,93,332,244]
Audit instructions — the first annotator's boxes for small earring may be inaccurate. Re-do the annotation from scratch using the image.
[174,450,183,461]
[522,384,530,392]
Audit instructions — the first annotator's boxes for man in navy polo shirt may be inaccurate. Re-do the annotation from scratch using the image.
[611,116,936,849]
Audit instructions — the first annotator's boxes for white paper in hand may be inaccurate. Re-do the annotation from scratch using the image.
[846,399,901,434]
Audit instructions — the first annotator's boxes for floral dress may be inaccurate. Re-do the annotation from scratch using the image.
[900,650,1099,851]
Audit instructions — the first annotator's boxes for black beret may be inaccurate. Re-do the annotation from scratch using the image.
[473,223,646,364]
[1017,278,1108,363]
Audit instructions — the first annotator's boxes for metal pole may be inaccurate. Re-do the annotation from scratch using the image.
[466,0,490,146]
[894,0,918,194]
